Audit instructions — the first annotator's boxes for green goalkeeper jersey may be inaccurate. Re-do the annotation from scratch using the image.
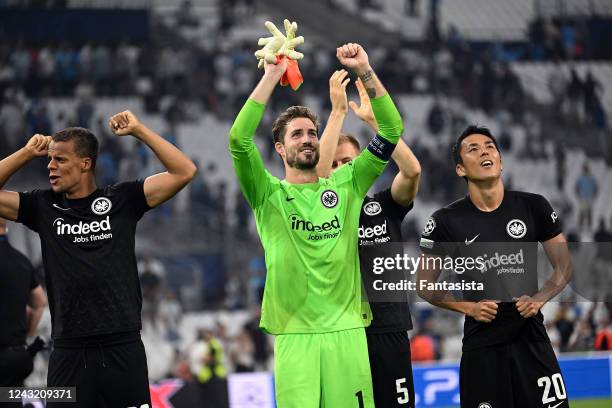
[229,95,402,334]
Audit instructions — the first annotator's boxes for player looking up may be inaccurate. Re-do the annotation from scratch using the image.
[229,42,403,407]
[417,126,573,408]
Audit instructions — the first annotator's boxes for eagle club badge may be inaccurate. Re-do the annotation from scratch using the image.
[506,219,527,239]
[321,190,338,208]
[363,201,382,216]
[91,197,112,215]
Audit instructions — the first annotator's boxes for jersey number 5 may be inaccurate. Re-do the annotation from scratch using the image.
[396,378,410,404]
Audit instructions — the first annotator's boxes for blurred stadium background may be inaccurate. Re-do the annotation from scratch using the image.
[1,0,611,406]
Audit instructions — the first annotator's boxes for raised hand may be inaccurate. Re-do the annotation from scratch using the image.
[349,78,376,128]
[329,70,350,114]
[255,19,304,69]
[263,56,289,82]
[109,110,143,137]
[336,43,370,76]
[25,134,52,157]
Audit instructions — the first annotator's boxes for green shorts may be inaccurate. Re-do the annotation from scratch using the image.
[274,327,375,408]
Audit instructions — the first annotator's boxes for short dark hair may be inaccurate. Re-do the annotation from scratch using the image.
[338,133,361,152]
[53,127,99,170]
[271,106,319,144]
[452,125,499,165]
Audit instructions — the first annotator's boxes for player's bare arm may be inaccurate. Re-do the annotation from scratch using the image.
[336,43,386,99]
[316,69,350,178]
[0,134,52,220]
[350,78,421,206]
[417,254,499,323]
[27,285,48,336]
[109,111,197,208]
[515,233,574,318]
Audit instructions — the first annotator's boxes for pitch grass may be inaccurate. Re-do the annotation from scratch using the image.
[571,399,612,407]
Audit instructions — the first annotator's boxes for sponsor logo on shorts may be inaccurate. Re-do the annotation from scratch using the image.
[478,403,492,408]
[92,197,112,215]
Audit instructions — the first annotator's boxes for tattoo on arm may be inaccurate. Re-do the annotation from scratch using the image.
[358,70,376,98]
[359,70,374,82]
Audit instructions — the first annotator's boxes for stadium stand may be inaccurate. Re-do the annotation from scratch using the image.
[1,2,610,404]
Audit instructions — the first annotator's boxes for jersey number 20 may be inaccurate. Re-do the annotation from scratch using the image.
[537,373,567,405]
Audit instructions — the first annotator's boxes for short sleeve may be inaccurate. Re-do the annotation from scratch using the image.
[17,190,42,232]
[375,188,413,222]
[419,210,454,256]
[114,180,151,220]
[532,194,562,242]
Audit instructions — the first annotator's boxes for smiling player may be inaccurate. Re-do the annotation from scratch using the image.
[417,126,573,408]
[229,42,403,407]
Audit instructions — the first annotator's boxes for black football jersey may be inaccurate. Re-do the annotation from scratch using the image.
[359,188,414,333]
[0,237,39,346]
[419,190,562,350]
[17,181,151,339]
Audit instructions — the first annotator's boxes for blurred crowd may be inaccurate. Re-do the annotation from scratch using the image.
[1,1,611,382]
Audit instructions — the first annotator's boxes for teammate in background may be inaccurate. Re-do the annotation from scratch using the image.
[0,218,47,408]
[417,126,573,408]
[0,112,196,408]
[229,42,403,407]
[317,72,420,408]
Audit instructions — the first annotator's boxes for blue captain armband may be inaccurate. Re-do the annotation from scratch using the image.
[367,135,396,161]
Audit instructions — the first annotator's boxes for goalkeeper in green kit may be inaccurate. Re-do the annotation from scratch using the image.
[229,42,403,407]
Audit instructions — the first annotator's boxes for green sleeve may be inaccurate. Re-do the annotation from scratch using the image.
[229,98,270,209]
[370,93,403,144]
[350,149,388,198]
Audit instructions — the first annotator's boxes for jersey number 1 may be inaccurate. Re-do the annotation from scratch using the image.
[355,390,364,408]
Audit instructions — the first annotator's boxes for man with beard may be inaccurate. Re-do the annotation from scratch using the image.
[229,43,403,407]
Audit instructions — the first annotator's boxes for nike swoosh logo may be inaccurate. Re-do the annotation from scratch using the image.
[548,401,565,408]
[286,197,295,202]
[52,204,70,211]
[465,234,480,245]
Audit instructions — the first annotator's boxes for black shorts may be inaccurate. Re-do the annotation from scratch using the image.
[0,346,34,408]
[366,331,415,408]
[46,334,151,408]
[460,340,569,408]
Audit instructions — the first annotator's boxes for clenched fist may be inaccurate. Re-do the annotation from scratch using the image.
[25,134,52,158]
[467,300,499,323]
[336,43,370,76]
[109,110,143,136]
